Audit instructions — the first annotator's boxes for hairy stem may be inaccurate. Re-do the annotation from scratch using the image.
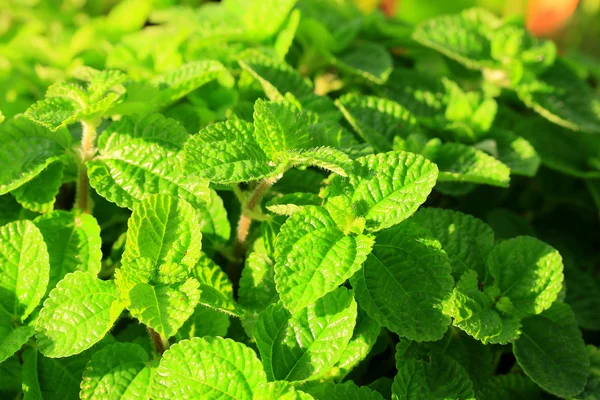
[75,120,98,213]
[229,174,281,292]
[148,327,170,355]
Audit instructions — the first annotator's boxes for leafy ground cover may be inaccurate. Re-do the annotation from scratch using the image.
[0,0,599,399]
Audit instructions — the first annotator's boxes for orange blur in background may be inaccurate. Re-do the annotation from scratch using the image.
[526,0,580,36]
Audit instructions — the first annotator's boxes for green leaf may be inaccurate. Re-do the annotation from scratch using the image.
[412,8,501,70]
[198,189,231,246]
[253,381,314,400]
[565,267,600,331]
[176,305,230,340]
[335,94,416,152]
[36,272,124,357]
[287,147,354,177]
[515,117,600,178]
[333,309,381,379]
[253,99,311,158]
[333,42,393,84]
[488,236,563,318]
[151,60,232,107]
[513,303,589,398]
[0,356,21,397]
[275,9,301,59]
[192,253,241,316]
[226,0,296,40]
[408,208,495,281]
[11,161,63,213]
[87,114,210,210]
[34,211,102,292]
[333,151,438,232]
[432,143,510,187]
[153,336,267,400]
[0,117,71,195]
[0,315,34,363]
[266,193,322,216]
[576,346,600,400]
[80,343,154,400]
[274,205,374,313]
[253,287,357,381]
[128,278,200,339]
[183,120,278,184]
[239,251,278,334]
[22,338,114,400]
[25,69,127,131]
[443,270,521,344]
[478,374,541,400]
[487,129,540,177]
[0,195,22,227]
[123,194,203,269]
[351,222,454,341]
[392,356,475,400]
[517,61,600,133]
[0,220,49,320]
[302,381,384,400]
[238,53,314,100]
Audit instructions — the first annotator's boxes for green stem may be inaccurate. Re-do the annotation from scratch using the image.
[75,120,99,213]
[148,327,169,355]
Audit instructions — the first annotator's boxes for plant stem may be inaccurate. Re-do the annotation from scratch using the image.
[229,175,281,291]
[75,120,98,213]
[148,327,169,355]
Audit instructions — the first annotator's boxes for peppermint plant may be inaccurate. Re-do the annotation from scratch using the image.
[0,1,599,400]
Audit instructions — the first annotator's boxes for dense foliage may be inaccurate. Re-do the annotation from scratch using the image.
[1,0,599,399]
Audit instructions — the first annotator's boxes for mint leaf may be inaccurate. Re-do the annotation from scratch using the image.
[392,356,475,400]
[302,381,384,400]
[253,99,310,158]
[127,278,200,339]
[576,346,600,400]
[151,60,231,107]
[238,53,314,101]
[36,271,124,357]
[333,42,393,84]
[0,220,49,320]
[515,117,600,178]
[253,381,314,400]
[433,143,510,187]
[517,61,600,133]
[274,9,301,59]
[122,195,202,269]
[287,147,354,177]
[274,205,374,313]
[443,270,521,344]
[479,374,541,400]
[239,251,278,333]
[88,113,210,209]
[487,129,540,177]
[409,208,495,280]
[351,222,454,341]
[0,312,34,363]
[225,0,296,41]
[332,151,438,232]
[331,309,381,380]
[513,303,589,398]
[192,253,241,316]
[80,342,154,400]
[34,211,102,292]
[11,161,63,213]
[0,117,71,195]
[198,189,231,246]
[253,287,357,381]
[488,236,563,318]
[177,305,230,340]
[266,193,322,216]
[335,94,416,152]
[25,68,127,131]
[183,120,278,184]
[153,337,267,400]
